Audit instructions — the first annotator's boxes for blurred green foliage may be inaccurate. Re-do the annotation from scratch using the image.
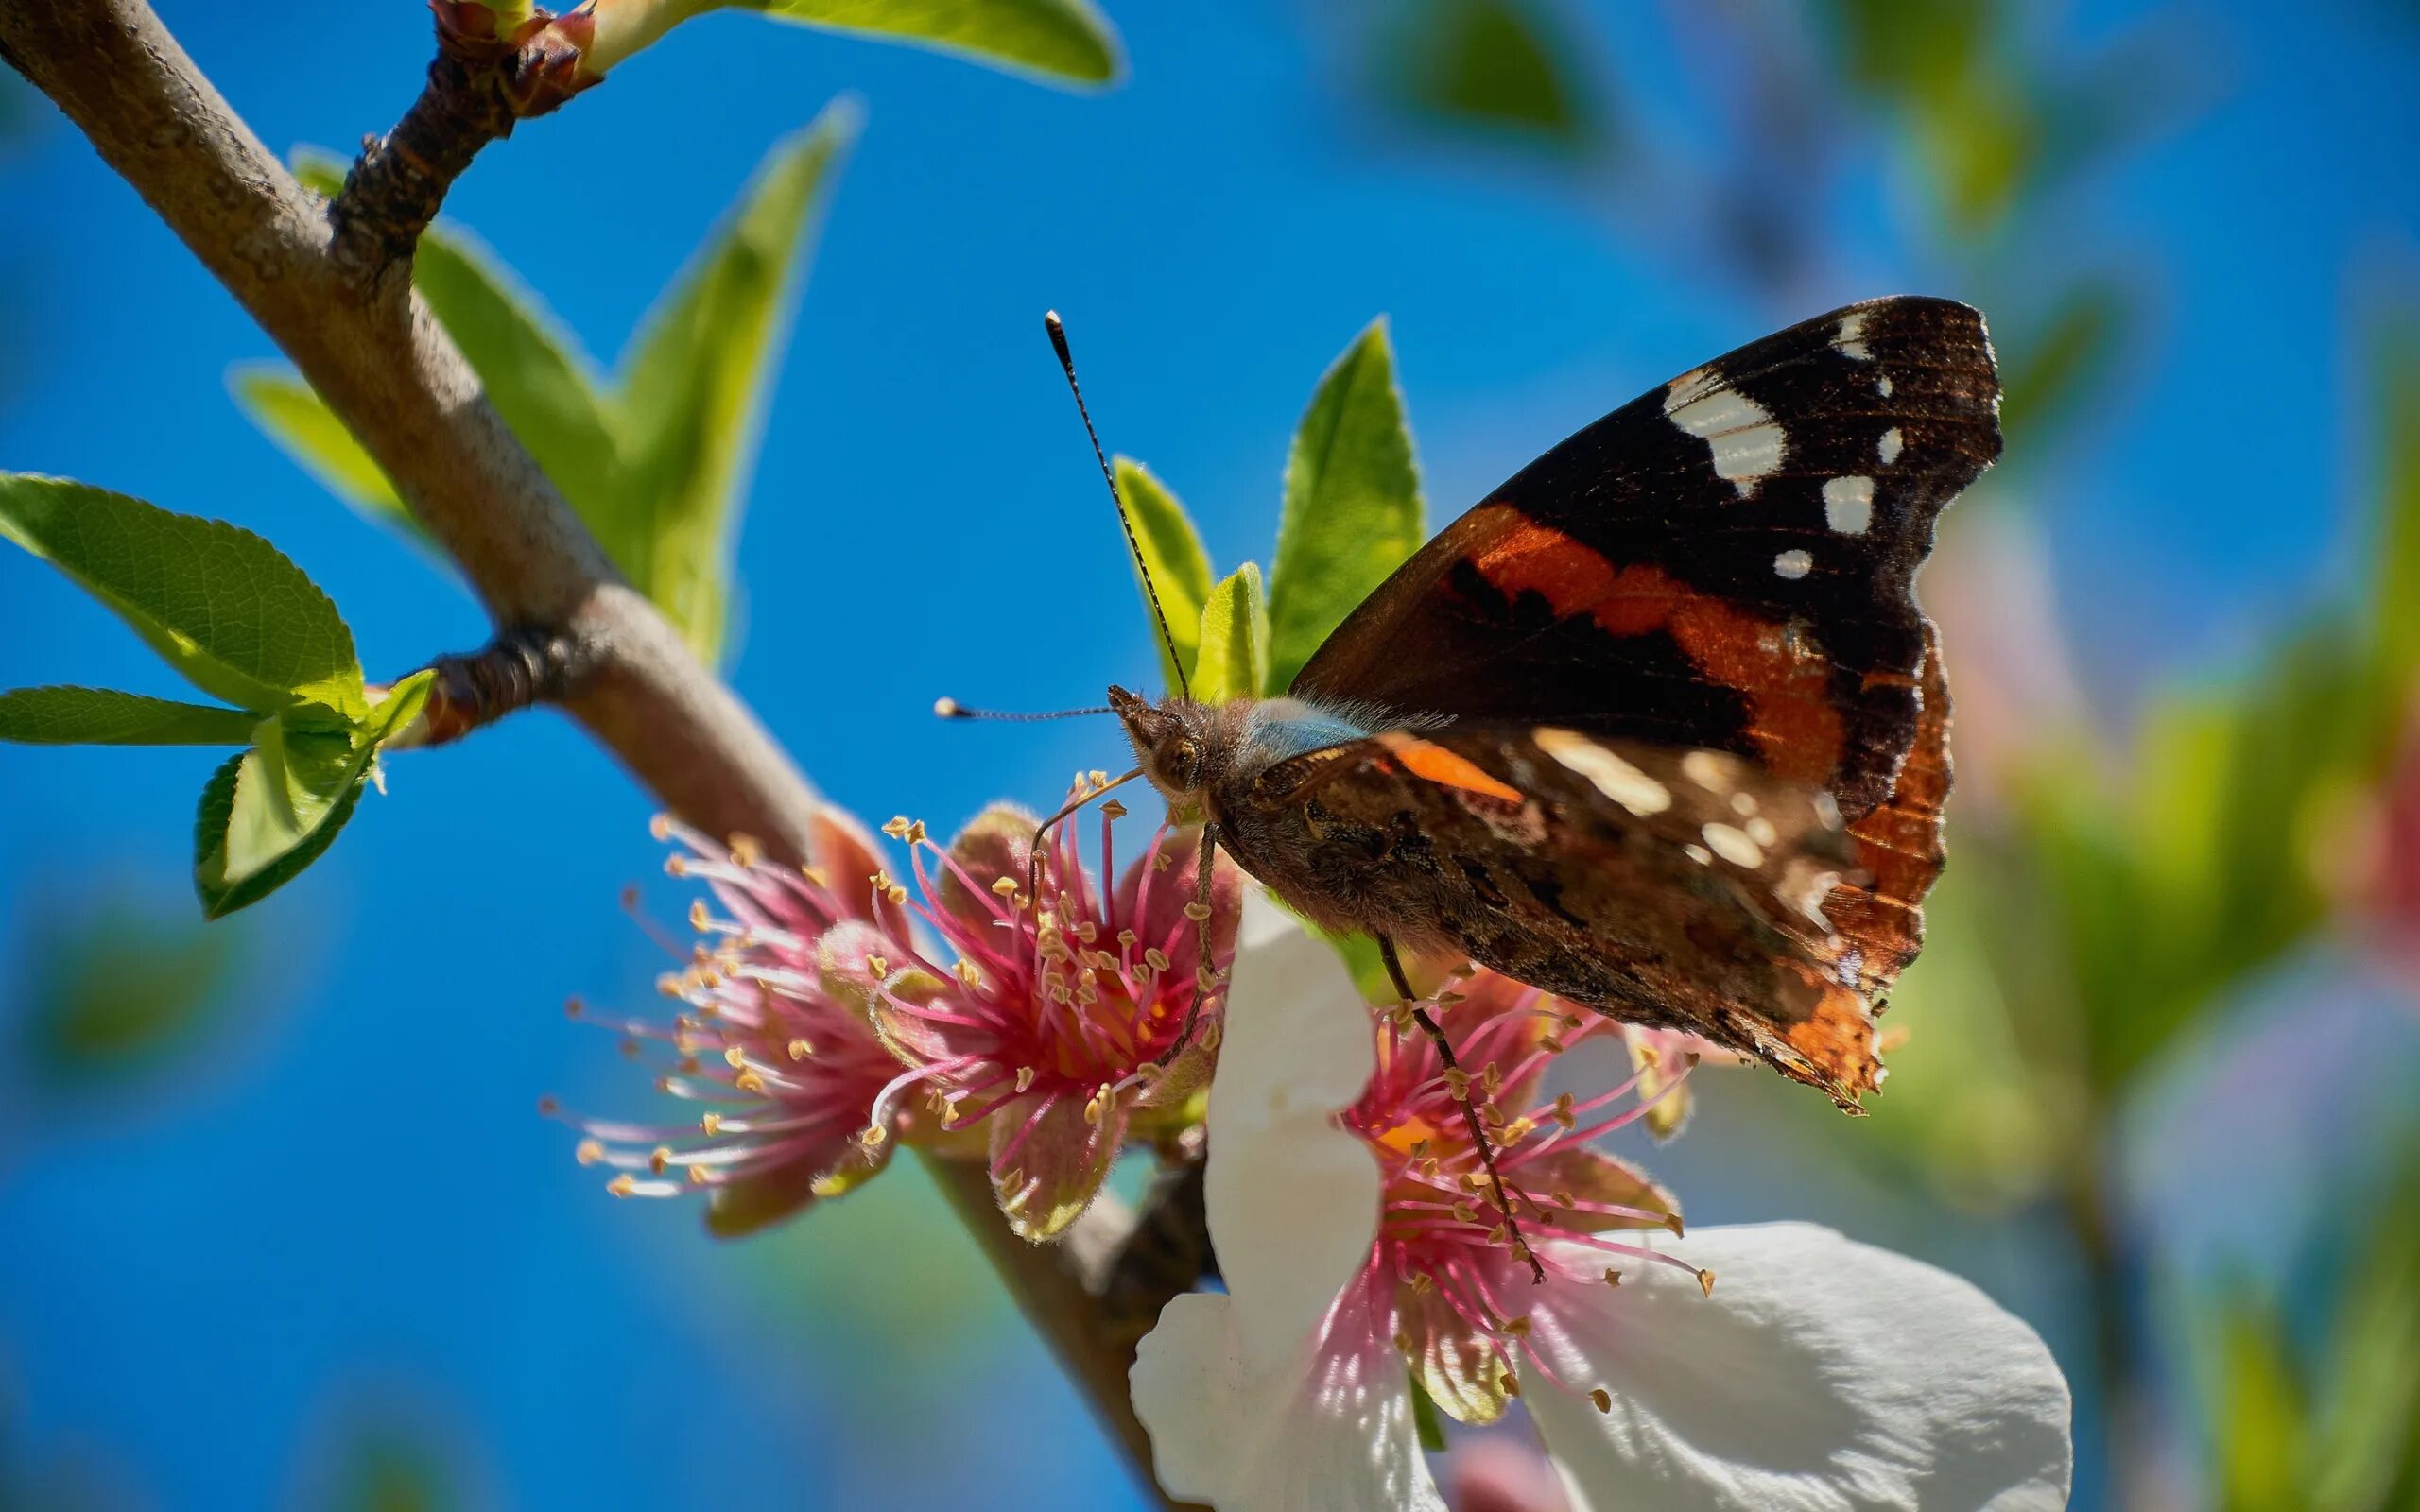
[240,104,858,666]
[1369,0,1595,153]
[12,891,239,1085]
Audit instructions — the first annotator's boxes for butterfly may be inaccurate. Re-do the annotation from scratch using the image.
[1077,297,1996,1127]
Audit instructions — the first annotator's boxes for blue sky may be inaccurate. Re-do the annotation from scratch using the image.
[2,1,2416,1506]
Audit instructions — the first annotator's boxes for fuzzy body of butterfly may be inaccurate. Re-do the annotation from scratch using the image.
[1057,296,1996,1122]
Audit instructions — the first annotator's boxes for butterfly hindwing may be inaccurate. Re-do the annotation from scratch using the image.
[1211,722,1886,1103]
[1290,295,1997,821]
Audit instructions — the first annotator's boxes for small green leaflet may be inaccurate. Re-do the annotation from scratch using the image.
[752,0,1122,85]
[1193,563,1270,706]
[0,474,366,724]
[1114,455,1212,692]
[1266,318,1426,693]
[191,672,433,919]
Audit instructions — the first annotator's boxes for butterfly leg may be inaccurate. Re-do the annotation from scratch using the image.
[1379,935,1545,1285]
[1153,820,1223,1068]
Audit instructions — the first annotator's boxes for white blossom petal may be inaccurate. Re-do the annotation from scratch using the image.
[1132,890,1429,1510]
[1135,1286,1443,1512]
[1201,888,1384,1371]
[1521,1223,2072,1512]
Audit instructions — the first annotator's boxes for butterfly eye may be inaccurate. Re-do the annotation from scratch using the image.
[1167,738,1202,785]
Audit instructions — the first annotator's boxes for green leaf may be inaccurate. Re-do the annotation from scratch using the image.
[2368,296,2420,702]
[1997,276,2131,447]
[227,366,427,543]
[1377,0,1596,150]
[0,686,257,746]
[192,723,365,919]
[412,226,624,523]
[1193,562,1269,706]
[1113,455,1212,693]
[365,669,437,749]
[616,103,859,661]
[0,474,365,723]
[1266,318,1426,693]
[749,0,1122,85]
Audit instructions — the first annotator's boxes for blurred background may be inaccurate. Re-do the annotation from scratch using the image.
[3,0,2418,1507]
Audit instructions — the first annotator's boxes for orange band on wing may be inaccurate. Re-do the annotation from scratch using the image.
[1468,518,1845,786]
[1374,733,1527,804]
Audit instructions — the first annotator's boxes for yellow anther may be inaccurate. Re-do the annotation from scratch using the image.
[883,816,913,838]
[1015,1066,1037,1093]
[724,1046,748,1069]
[1452,1202,1478,1224]
[867,954,890,979]
[1540,1033,1566,1055]
[1201,1022,1223,1052]
[908,820,928,845]
[887,884,908,905]
[1100,799,1129,820]
[1590,1387,1613,1414]
[1442,1068,1473,1099]
[666,855,691,878]
[1409,1272,1436,1295]
[1183,902,1213,922]
[787,1038,814,1060]
[700,1112,723,1136]
[1698,1269,1718,1297]
[1666,1214,1685,1238]
[576,1139,605,1165]
[955,959,982,987]
[728,834,763,868]
[687,1165,710,1186]
[1501,1315,1531,1338]
[801,864,830,888]
[649,1146,673,1175]
[1392,1331,1414,1352]
[1553,1189,1575,1210]
[1499,1373,1521,1398]
[735,1072,767,1094]
[1603,1268,1623,1287]
[649,813,674,841]
[991,875,1020,897]
[860,1123,890,1147]
[607,1174,637,1197]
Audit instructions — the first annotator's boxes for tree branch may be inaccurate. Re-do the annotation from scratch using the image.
[0,3,1206,1501]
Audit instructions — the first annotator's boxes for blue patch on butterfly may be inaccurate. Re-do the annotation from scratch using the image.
[1241,702,1376,764]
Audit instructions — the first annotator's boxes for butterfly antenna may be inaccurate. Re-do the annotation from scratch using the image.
[934,697,1112,723]
[1045,310,1191,701]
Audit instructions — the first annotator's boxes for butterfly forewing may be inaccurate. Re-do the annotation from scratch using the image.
[1290,295,1997,820]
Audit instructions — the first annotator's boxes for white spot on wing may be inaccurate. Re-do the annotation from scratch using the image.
[1878,427,1904,466]
[1681,750,1734,793]
[1773,549,1813,579]
[1876,373,1893,398]
[1835,310,1873,361]
[1701,823,1764,868]
[1684,843,1713,866]
[1535,728,1671,816]
[1823,475,1876,535]
[1666,370,1787,497]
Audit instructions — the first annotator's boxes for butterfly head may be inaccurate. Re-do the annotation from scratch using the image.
[1108,684,1217,806]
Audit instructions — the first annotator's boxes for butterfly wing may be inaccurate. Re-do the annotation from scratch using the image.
[1216,723,1887,1103]
[1289,295,1996,821]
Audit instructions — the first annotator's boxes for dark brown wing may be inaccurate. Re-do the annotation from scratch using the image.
[1216,723,1887,1105]
[1290,296,1997,821]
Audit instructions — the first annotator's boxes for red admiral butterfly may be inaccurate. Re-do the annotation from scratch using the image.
[1040,299,1993,1260]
